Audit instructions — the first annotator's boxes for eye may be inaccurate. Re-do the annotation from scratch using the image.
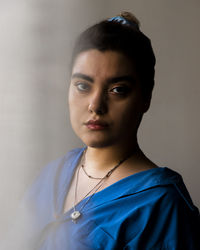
[74,82,90,92]
[110,86,130,95]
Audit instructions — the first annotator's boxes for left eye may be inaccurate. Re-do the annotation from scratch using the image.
[110,86,129,95]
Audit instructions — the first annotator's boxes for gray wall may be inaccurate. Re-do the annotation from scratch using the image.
[0,0,199,238]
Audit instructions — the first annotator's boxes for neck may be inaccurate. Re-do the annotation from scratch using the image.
[83,140,141,174]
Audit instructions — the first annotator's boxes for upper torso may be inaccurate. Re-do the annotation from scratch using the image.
[63,147,157,213]
[20,148,200,249]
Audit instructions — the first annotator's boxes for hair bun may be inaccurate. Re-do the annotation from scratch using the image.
[120,11,140,30]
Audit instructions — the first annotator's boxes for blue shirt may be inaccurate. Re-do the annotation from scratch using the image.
[24,148,200,249]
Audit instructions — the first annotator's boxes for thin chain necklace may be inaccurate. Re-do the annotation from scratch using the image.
[70,150,133,223]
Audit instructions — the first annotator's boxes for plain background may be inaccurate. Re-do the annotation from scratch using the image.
[0,0,199,239]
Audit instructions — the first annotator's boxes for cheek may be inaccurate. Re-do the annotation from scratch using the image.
[68,90,86,127]
[68,87,79,111]
[69,102,79,122]
[68,85,75,105]
[113,99,144,124]
[68,91,78,123]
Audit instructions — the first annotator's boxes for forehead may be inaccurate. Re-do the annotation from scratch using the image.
[71,49,136,79]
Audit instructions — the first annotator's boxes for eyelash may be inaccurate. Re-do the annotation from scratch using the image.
[74,82,90,92]
[74,82,130,96]
[109,86,130,95]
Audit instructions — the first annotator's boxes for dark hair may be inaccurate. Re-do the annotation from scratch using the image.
[71,12,156,98]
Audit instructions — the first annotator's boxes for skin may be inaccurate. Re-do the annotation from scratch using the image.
[64,49,156,212]
[69,49,148,150]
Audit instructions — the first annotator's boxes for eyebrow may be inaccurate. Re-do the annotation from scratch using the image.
[71,73,135,84]
[107,76,136,84]
[71,73,94,82]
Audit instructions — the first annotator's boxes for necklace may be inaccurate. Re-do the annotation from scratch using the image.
[81,150,104,180]
[81,164,103,180]
[70,150,133,223]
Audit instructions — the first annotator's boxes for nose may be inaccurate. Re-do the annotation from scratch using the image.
[88,89,108,115]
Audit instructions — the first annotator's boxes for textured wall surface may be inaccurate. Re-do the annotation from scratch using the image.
[0,0,199,239]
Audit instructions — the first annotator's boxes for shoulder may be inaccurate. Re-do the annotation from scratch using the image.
[27,148,83,193]
[135,167,200,230]
[19,148,84,233]
[123,167,200,249]
[151,167,198,214]
[23,147,84,213]
[130,167,197,209]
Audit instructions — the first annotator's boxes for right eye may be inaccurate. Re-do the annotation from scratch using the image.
[74,82,90,92]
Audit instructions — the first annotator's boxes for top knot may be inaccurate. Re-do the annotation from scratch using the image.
[120,11,140,29]
[108,11,140,31]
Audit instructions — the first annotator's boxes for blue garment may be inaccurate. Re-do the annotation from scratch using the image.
[25,148,200,249]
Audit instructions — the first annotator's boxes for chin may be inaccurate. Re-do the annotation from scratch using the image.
[82,136,116,149]
[87,142,109,148]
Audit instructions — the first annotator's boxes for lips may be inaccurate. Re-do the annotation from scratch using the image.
[85,120,109,130]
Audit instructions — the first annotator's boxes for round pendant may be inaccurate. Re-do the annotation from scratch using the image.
[71,211,81,221]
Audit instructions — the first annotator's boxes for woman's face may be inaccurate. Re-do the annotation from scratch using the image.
[68,49,148,148]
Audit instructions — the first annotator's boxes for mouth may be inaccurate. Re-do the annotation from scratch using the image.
[84,120,109,130]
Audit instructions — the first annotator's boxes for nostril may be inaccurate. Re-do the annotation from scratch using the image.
[88,99,107,115]
[88,103,107,114]
[96,108,105,115]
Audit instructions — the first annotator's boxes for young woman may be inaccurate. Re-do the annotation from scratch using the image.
[18,12,199,250]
